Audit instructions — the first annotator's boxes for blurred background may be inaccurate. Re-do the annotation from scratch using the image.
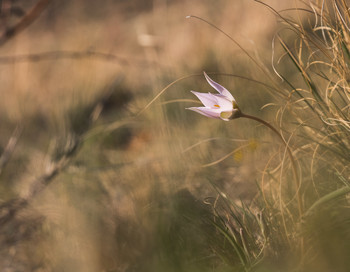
[0,0,318,271]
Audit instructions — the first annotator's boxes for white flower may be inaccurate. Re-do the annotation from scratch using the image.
[187,72,241,121]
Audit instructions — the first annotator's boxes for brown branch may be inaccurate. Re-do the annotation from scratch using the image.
[0,50,160,66]
[0,86,120,225]
[0,0,51,46]
[0,137,75,226]
[0,125,23,175]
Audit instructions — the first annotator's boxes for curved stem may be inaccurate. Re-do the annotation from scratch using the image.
[240,113,303,219]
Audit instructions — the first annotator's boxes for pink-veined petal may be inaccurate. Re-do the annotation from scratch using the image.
[190,91,217,107]
[203,72,235,102]
[186,107,221,119]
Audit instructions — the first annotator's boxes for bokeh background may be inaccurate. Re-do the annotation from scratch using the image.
[1,1,345,271]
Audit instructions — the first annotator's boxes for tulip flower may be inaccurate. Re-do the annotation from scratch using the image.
[185,71,303,220]
[187,72,241,121]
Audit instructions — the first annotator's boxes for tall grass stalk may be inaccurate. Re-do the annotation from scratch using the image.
[183,1,350,270]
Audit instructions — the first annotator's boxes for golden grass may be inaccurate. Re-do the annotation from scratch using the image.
[2,0,349,271]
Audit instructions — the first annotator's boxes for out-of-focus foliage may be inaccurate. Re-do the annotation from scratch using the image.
[0,0,349,271]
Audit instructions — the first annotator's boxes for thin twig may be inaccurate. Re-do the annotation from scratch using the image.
[0,50,160,66]
[0,125,23,175]
[0,85,121,224]
[0,0,51,46]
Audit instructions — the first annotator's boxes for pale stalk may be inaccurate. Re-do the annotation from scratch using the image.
[240,113,303,219]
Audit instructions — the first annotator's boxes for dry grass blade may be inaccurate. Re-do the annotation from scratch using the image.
[0,125,22,174]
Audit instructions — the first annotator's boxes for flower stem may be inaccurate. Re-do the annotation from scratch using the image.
[240,113,303,219]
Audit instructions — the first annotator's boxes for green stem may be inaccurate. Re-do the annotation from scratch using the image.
[304,186,350,217]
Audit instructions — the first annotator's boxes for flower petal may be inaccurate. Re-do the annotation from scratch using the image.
[203,72,235,101]
[190,91,217,107]
[220,111,233,121]
[212,94,233,111]
[187,107,221,119]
